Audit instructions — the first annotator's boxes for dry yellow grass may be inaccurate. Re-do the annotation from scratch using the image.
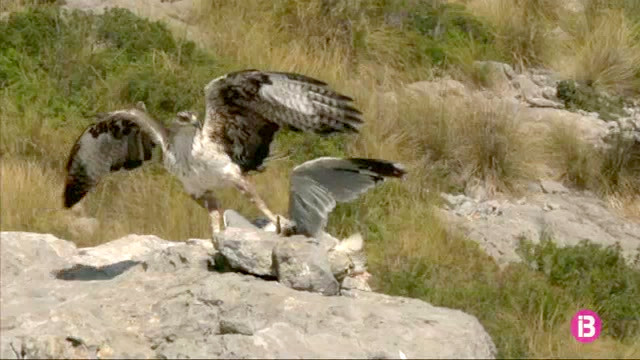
[469,0,640,94]
[558,9,640,94]
[1,2,639,357]
[467,0,563,66]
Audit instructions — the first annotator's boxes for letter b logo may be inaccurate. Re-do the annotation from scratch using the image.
[571,309,601,343]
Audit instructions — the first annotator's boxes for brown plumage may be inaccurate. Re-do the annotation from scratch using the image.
[63,70,363,234]
[64,106,158,208]
[204,70,363,173]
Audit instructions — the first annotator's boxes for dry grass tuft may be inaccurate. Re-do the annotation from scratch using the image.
[558,9,640,94]
[0,158,214,246]
[546,123,600,190]
[0,159,68,236]
[547,122,640,202]
[385,92,533,194]
[468,0,563,66]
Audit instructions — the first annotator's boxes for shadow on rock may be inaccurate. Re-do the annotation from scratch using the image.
[52,260,141,281]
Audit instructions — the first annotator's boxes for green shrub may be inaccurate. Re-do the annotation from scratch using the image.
[600,132,640,193]
[374,221,640,357]
[118,64,206,120]
[96,7,197,64]
[520,237,640,340]
[0,7,207,110]
[409,2,497,66]
[0,6,219,160]
[556,80,627,121]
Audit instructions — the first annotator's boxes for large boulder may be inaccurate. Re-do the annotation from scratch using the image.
[0,231,497,359]
[439,187,640,266]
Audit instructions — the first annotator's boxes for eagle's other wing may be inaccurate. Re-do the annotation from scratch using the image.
[203,70,363,173]
[289,157,407,238]
[63,108,169,208]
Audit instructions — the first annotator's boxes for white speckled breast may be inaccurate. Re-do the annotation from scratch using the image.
[164,130,242,198]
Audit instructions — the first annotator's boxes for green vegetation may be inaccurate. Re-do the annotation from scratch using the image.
[373,218,640,357]
[548,123,640,196]
[0,7,210,123]
[1,2,639,358]
[520,237,640,340]
[556,80,627,121]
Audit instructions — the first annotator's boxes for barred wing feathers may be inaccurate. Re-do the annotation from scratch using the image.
[289,157,406,237]
[63,109,168,208]
[204,70,363,173]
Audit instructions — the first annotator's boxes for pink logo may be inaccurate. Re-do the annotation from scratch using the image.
[571,309,602,343]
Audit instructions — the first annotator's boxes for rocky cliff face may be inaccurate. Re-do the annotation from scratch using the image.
[0,231,497,359]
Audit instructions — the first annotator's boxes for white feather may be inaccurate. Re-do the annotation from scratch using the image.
[259,84,316,115]
[334,233,364,254]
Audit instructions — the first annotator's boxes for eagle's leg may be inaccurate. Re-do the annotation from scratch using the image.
[233,177,293,234]
[192,192,223,235]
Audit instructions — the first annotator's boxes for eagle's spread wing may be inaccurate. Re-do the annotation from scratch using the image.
[289,157,406,237]
[204,70,363,173]
[63,108,169,208]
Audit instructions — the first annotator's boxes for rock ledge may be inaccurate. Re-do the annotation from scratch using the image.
[1,231,497,359]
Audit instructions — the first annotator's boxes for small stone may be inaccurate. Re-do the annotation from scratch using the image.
[219,305,260,335]
[341,272,372,292]
[97,344,114,358]
[273,237,340,296]
[440,193,467,207]
[527,182,543,193]
[480,200,502,216]
[223,210,260,230]
[540,180,569,194]
[543,202,560,211]
[215,228,279,277]
[327,249,352,281]
[542,86,557,99]
[456,201,476,216]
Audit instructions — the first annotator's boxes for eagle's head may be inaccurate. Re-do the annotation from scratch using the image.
[174,110,201,129]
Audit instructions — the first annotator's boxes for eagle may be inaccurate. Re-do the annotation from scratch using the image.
[282,157,407,237]
[63,70,363,233]
[223,156,407,284]
[240,156,407,237]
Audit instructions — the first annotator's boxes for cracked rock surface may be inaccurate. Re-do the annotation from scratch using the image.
[439,180,640,266]
[0,231,497,359]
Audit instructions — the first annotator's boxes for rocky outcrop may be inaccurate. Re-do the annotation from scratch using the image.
[215,210,371,296]
[386,62,639,149]
[439,180,640,266]
[0,231,497,359]
[382,62,639,267]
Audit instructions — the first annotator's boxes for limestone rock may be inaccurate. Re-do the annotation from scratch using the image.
[0,231,497,359]
[539,180,570,194]
[214,227,279,277]
[405,79,469,98]
[473,60,515,93]
[273,237,341,296]
[439,191,640,266]
[222,209,261,230]
[217,211,370,294]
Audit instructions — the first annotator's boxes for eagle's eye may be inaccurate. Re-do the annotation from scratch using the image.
[176,112,191,123]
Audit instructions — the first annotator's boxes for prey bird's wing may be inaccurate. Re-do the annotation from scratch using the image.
[63,108,169,208]
[203,70,363,173]
[289,157,407,237]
